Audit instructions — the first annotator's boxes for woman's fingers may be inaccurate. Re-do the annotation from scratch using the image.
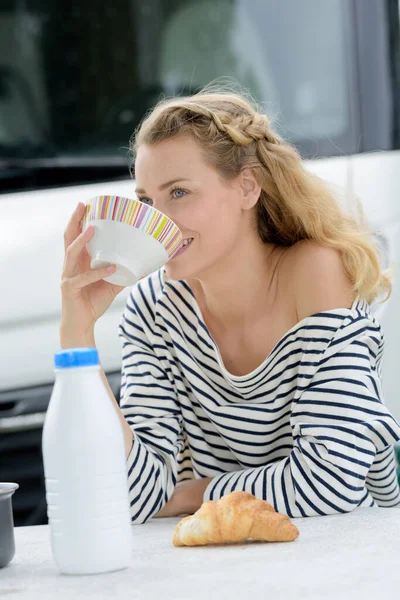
[62,263,116,294]
[63,202,86,253]
[63,223,95,278]
[63,203,127,297]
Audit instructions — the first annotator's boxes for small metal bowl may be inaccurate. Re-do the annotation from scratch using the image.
[0,483,19,568]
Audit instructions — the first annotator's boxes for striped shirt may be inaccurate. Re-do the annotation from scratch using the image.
[119,267,400,524]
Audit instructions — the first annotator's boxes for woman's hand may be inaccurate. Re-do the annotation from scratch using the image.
[60,202,126,347]
[154,477,213,518]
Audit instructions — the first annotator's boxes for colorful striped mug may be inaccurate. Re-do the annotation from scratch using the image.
[82,195,183,286]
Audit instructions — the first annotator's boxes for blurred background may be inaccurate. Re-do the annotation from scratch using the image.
[1,0,399,526]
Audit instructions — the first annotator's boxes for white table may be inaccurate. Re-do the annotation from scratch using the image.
[1,508,400,600]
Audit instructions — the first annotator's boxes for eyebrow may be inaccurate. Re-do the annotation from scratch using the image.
[135,178,191,194]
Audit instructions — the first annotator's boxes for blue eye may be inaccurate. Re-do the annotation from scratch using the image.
[172,188,187,199]
[137,188,186,205]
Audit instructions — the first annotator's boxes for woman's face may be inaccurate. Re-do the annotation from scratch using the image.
[134,135,256,282]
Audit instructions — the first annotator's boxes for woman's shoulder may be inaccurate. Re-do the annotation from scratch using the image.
[277,240,384,364]
[122,268,170,331]
[128,267,169,306]
[281,240,360,321]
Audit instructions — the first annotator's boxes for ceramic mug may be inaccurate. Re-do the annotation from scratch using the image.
[0,483,19,568]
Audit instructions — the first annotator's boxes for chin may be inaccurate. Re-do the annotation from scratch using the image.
[164,260,199,282]
[164,242,226,282]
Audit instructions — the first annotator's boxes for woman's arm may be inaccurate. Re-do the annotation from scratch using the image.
[99,367,134,458]
[118,294,185,525]
[202,315,400,516]
[153,477,212,518]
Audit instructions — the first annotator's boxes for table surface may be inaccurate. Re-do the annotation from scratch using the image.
[1,507,400,600]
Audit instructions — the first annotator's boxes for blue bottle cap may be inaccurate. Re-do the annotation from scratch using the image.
[54,348,99,369]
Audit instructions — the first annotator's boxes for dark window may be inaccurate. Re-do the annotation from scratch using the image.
[0,0,397,191]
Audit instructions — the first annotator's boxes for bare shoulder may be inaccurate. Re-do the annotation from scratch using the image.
[281,240,356,321]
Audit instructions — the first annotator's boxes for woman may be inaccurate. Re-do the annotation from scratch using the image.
[61,87,400,524]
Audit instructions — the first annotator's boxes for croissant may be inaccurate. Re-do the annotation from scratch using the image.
[172,491,299,547]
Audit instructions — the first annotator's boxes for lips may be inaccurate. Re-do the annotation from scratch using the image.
[182,237,194,247]
[174,237,194,256]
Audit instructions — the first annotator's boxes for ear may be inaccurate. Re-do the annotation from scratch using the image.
[238,168,261,210]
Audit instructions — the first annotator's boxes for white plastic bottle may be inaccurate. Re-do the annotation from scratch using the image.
[42,347,132,575]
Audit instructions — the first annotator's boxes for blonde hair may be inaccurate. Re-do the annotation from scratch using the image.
[131,85,393,305]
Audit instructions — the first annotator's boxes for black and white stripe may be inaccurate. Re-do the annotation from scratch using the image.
[119,268,400,524]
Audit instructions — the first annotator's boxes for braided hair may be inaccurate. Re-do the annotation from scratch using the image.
[131,87,392,304]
